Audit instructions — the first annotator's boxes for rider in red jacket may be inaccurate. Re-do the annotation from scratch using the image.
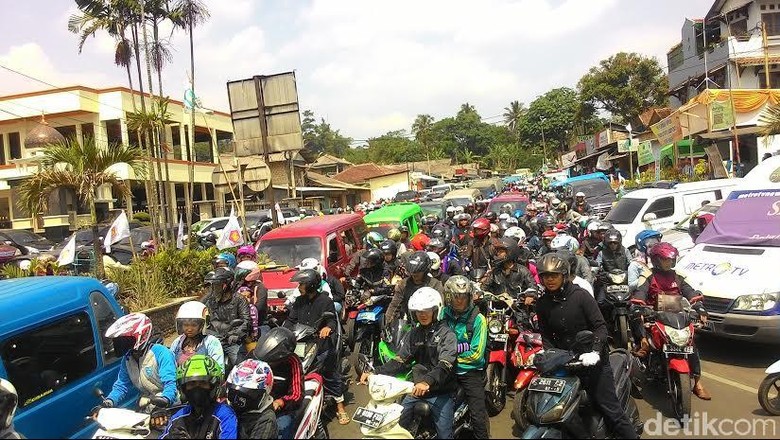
[631,242,711,401]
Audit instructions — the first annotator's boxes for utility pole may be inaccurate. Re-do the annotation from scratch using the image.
[763,21,772,89]
[254,76,279,228]
[539,116,547,167]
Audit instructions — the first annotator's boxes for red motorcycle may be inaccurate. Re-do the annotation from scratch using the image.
[509,304,543,432]
[637,294,706,424]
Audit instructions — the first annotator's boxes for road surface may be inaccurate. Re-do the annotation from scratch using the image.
[326,334,778,438]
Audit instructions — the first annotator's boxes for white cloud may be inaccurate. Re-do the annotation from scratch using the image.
[0,43,110,93]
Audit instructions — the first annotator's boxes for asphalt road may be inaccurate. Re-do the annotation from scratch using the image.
[327,334,778,439]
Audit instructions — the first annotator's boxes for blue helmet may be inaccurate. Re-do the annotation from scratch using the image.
[635,230,663,254]
[215,252,237,269]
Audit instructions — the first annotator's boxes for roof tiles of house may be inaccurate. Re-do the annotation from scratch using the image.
[332,163,405,184]
[311,154,353,167]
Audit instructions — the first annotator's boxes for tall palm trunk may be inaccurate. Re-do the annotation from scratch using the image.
[90,201,105,279]
[186,16,196,245]
[131,20,160,245]
[140,2,170,245]
[154,19,174,242]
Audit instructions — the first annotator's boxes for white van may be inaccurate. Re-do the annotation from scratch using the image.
[675,158,780,344]
[604,179,742,249]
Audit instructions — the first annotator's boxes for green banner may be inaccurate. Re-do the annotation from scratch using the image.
[637,141,654,167]
[710,99,735,131]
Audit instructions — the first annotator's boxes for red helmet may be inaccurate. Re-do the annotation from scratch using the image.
[471,218,491,238]
[648,242,679,269]
[105,313,153,353]
[542,230,557,239]
[695,212,715,232]
[410,233,431,251]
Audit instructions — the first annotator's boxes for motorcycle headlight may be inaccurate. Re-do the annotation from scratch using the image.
[488,319,503,334]
[732,293,779,312]
[665,327,692,347]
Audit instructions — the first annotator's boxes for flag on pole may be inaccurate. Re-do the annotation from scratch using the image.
[104,211,132,254]
[177,215,185,250]
[275,203,285,225]
[57,234,77,266]
[217,207,244,250]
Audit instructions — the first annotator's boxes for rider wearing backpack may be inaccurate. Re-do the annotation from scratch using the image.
[442,276,489,439]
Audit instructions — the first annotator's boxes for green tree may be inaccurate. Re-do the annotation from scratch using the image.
[503,100,526,138]
[412,114,435,173]
[301,111,352,158]
[18,138,146,278]
[366,130,424,164]
[519,87,581,154]
[577,51,668,124]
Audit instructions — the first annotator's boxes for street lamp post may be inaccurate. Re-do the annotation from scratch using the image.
[539,116,547,167]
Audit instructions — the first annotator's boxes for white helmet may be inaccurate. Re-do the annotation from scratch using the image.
[0,379,17,431]
[176,301,209,335]
[454,206,465,214]
[551,198,562,207]
[408,286,444,322]
[576,191,586,198]
[427,251,441,271]
[504,226,526,243]
[551,235,580,253]
[237,260,259,271]
[498,213,511,221]
[506,217,519,226]
[297,257,325,278]
[446,206,457,214]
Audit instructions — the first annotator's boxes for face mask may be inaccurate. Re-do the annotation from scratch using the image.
[184,387,212,409]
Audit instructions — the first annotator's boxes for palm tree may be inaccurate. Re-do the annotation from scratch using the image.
[503,100,526,138]
[170,0,210,242]
[759,104,780,135]
[412,114,435,173]
[18,137,146,278]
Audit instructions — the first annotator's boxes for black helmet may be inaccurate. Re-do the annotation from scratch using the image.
[497,220,511,236]
[253,327,296,363]
[537,253,570,277]
[407,251,432,275]
[485,212,498,223]
[360,248,384,269]
[492,237,519,267]
[379,240,398,257]
[290,268,321,294]
[427,237,448,256]
[516,246,534,266]
[205,267,234,284]
[604,228,623,246]
[430,223,453,243]
[0,379,18,431]
[423,214,439,227]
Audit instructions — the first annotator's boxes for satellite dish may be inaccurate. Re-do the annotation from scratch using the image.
[212,156,271,192]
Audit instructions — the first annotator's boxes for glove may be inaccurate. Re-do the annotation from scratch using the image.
[457,342,470,354]
[101,398,114,408]
[579,351,600,367]
[227,335,240,345]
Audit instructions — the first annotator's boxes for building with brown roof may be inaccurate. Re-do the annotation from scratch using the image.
[332,163,410,202]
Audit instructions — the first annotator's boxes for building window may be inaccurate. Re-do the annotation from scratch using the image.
[1,312,97,408]
[757,70,780,88]
[730,19,749,40]
[105,119,122,145]
[81,123,95,142]
[8,132,21,160]
[0,135,5,165]
[55,125,76,141]
[763,12,780,36]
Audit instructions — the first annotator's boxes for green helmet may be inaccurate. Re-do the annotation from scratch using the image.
[177,354,223,391]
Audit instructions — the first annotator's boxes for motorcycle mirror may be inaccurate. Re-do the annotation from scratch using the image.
[277,290,287,298]
[230,319,244,327]
[93,388,105,399]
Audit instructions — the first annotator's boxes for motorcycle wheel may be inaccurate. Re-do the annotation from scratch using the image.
[758,373,780,416]
[511,389,530,433]
[345,317,356,351]
[485,363,506,416]
[615,315,630,350]
[670,372,692,423]
[314,418,329,439]
[353,339,375,377]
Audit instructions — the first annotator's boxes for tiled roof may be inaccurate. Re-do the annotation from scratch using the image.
[332,163,406,184]
[311,154,352,167]
[305,171,367,191]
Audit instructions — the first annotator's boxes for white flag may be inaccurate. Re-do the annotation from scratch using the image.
[275,203,285,225]
[57,234,77,266]
[103,211,132,254]
[176,215,185,250]
[217,207,244,250]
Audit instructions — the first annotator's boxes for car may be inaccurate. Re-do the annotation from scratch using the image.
[486,193,530,217]
[362,202,423,237]
[0,277,134,438]
[393,190,419,202]
[419,200,454,220]
[50,221,144,257]
[443,188,483,207]
[0,229,55,254]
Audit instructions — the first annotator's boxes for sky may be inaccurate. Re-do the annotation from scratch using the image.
[0,0,714,140]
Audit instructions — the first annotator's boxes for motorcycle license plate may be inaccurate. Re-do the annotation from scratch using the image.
[528,377,566,394]
[294,342,307,358]
[606,285,629,294]
[492,333,508,342]
[663,344,694,355]
[357,311,376,322]
[352,407,384,428]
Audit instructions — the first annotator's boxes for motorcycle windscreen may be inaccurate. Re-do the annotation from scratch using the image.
[655,311,691,330]
[524,376,581,425]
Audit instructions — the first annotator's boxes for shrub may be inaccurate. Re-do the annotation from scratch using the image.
[133,212,151,225]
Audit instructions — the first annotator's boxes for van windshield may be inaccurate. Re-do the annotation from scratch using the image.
[257,237,322,268]
[447,198,471,207]
[605,198,647,224]
[488,200,528,214]
[572,179,614,199]
[367,223,399,236]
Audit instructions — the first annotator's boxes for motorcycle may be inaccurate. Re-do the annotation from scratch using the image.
[637,294,705,424]
[89,393,180,439]
[759,359,780,416]
[482,291,514,416]
[520,331,643,438]
[376,318,414,381]
[510,307,543,433]
[600,269,632,350]
[345,276,393,352]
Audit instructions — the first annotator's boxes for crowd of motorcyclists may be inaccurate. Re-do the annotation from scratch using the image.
[0,179,716,440]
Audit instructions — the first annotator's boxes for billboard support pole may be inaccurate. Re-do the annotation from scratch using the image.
[254,75,279,228]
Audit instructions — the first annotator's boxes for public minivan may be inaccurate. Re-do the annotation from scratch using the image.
[362,202,423,237]
[0,277,133,438]
[255,214,367,309]
[676,185,780,344]
[604,179,742,249]
[443,188,483,207]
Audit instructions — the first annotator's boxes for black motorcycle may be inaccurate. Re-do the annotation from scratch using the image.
[599,269,632,350]
[520,331,643,439]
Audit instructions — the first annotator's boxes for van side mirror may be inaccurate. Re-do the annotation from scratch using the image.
[642,213,657,222]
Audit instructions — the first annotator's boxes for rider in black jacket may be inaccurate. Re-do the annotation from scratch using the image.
[534,253,638,439]
[481,237,536,297]
[202,267,251,367]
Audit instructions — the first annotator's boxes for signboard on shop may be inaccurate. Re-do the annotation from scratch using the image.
[650,113,683,146]
[597,130,610,148]
[636,140,654,167]
[709,99,735,131]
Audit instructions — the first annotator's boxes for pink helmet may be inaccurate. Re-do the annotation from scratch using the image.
[648,242,679,269]
[237,245,257,259]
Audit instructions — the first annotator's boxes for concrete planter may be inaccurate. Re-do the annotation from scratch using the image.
[141,296,199,336]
